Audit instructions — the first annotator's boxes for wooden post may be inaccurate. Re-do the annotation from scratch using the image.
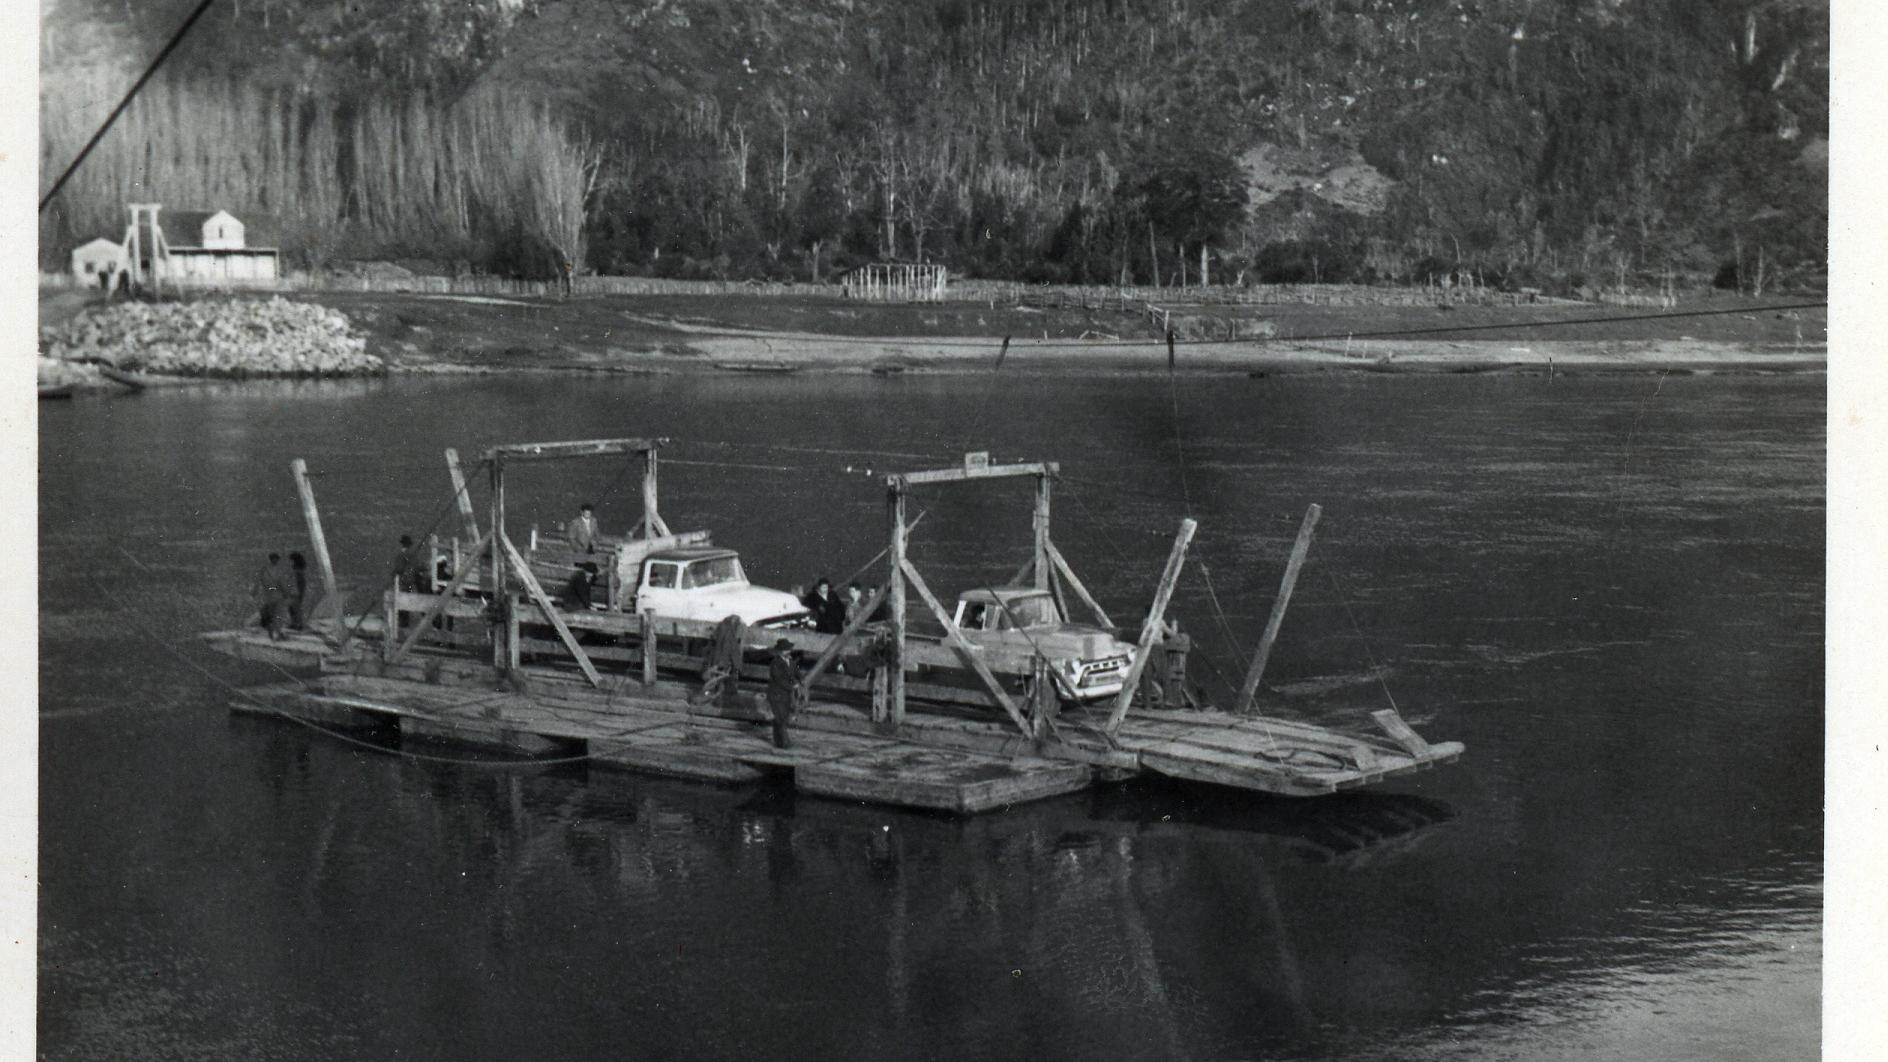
[382,588,398,661]
[1235,504,1322,714]
[900,558,1033,738]
[640,612,657,686]
[289,458,346,643]
[444,447,480,542]
[491,455,508,670]
[1105,518,1197,734]
[1044,540,1113,628]
[889,485,908,726]
[499,532,603,688]
[641,448,659,541]
[870,666,888,723]
[1033,473,1052,592]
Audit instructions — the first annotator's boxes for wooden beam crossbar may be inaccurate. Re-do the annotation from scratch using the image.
[1105,518,1197,734]
[898,559,1033,739]
[386,530,493,665]
[888,461,1057,487]
[485,438,665,462]
[497,532,603,688]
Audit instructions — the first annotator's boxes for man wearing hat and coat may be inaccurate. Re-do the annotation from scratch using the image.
[767,638,802,749]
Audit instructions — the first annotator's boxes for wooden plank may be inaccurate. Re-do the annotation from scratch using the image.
[499,532,603,687]
[640,612,657,686]
[641,448,660,540]
[387,531,492,664]
[889,461,1057,486]
[1371,708,1433,757]
[900,558,1033,738]
[290,458,347,635]
[795,745,1090,814]
[486,438,663,462]
[1105,518,1197,733]
[1236,504,1322,714]
[444,447,481,543]
[1138,745,1342,797]
[1045,539,1113,628]
[1033,473,1052,592]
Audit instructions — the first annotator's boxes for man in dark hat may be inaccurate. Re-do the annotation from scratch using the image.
[767,638,802,749]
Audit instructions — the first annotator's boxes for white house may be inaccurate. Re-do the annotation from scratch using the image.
[199,209,245,250]
[160,208,280,282]
[70,237,127,285]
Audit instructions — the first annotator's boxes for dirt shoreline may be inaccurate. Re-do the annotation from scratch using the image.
[40,288,1828,383]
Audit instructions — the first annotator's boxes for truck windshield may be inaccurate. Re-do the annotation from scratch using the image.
[683,557,743,588]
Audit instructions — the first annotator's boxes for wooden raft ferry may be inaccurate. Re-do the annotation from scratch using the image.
[203,438,1463,814]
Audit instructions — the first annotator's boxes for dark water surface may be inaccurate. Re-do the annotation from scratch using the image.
[39,373,1822,1060]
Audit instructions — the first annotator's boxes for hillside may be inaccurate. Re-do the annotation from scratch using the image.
[39,0,1828,292]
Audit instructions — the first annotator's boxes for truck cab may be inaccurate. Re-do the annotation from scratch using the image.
[630,546,810,628]
[950,586,1136,701]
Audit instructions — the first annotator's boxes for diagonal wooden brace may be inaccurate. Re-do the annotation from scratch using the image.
[1105,518,1197,734]
[1045,538,1113,628]
[797,582,890,699]
[899,558,1033,738]
[499,532,603,688]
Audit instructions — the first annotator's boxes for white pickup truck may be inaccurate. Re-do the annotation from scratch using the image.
[626,546,810,628]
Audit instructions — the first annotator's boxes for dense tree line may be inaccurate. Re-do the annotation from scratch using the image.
[40,0,1827,290]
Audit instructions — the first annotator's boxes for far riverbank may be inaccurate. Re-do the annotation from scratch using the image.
[39,288,1827,383]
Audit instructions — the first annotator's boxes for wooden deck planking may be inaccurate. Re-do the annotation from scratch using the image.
[210,625,1462,808]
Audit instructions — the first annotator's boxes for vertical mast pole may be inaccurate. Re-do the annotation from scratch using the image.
[888,482,908,728]
[290,458,346,646]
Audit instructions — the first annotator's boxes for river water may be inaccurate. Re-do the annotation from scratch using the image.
[38,372,1822,1060]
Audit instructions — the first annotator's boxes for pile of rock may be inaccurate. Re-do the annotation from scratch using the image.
[40,297,384,377]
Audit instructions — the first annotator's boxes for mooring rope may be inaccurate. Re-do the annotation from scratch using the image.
[1324,569,1403,716]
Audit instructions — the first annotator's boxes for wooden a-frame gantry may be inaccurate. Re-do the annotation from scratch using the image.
[825,454,1196,741]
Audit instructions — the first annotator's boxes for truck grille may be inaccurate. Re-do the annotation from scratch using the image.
[1076,655,1130,687]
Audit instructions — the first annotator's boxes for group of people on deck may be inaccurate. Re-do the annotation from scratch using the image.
[250,551,310,641]
[798,577,881,633]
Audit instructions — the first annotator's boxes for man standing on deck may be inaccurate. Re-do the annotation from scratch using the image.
[767,638,802,749]
[566,503,600,553]
[252,553,287,641]
[390,535,421,592]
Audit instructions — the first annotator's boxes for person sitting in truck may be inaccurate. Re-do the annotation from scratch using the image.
[566,503,601,553]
